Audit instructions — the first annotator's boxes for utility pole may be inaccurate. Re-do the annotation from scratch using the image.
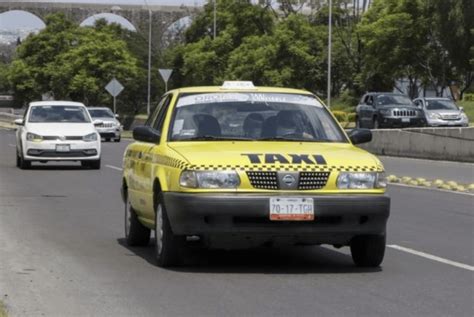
[213,0,217,39]
[144,0,152,116]
[327,0,332,108]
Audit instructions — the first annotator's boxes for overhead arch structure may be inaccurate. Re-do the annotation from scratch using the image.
[80,13,137,32]
[0,10,46,40]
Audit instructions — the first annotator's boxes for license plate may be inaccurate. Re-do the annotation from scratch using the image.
[401,118,410,123]
[269,197,314,221]
[56,144,70,152]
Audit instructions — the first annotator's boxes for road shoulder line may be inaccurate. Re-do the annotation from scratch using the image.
[105,164,123,171]
[388,183,474,196]
[388,244,474,272]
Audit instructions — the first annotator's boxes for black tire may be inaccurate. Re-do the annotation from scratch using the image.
[350,235,386,267]
[18,149,31,169]
[154,193,185,267]
[124,189,151,246]
[16,149,20,167]
[90,159,101,169]
[114,137,121,143]
[373,117,380,129]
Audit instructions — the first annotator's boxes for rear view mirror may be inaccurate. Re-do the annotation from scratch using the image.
[14,118,24,126]
[349,128,372,145]
[133,126,161,143]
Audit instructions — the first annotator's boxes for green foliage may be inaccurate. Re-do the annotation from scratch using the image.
[463,93,474,101]
[331,110,348,122]
[7,13,140,112]
[0,62,11,93]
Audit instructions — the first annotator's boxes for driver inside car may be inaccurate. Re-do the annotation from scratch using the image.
[275,110,314,139]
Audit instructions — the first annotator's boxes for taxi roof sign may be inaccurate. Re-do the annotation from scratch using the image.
[221,81,256,90]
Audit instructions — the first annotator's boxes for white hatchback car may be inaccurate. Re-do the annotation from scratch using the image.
[15,101,101,169]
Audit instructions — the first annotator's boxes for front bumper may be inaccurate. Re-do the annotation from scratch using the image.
[23,140,101,161]
[96,127,121,138]
[162,192,390,248]
[380,117,425,127]
[426,118,468,127]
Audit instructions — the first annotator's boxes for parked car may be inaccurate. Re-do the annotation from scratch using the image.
[356,93,425,129]
[122,81,390,268]
[87,107,122,142]
[413,97,469,127]
[15,101,101,169]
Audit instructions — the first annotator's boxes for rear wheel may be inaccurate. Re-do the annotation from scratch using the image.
[350,235,386,267]
[154,193,184,267]
[124,189,151,246]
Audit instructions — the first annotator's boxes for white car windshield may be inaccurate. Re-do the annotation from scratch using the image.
[88,108,114,118]
[28,106,91,123]
[169,92,347,142]
[426,100,458,111]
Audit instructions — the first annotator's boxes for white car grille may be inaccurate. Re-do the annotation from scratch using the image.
[98,122,115,128]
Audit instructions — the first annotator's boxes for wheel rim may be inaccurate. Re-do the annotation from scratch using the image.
[155,204,164,255]
[125,197,132,237]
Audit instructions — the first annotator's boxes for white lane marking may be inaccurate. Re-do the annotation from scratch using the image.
[389,183,474,197]
[8,144,16,147]
[388,244,474,272]
[106,164,123,171]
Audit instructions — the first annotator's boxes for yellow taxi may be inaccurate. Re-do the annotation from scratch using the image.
[121,82,390,267]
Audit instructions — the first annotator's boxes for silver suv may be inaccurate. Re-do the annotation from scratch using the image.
[413,97,469,127]
[88,107,122,142]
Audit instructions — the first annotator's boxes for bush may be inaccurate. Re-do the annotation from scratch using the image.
[463,93,474,101]
[332,110,348,122]
[347,112,356,122]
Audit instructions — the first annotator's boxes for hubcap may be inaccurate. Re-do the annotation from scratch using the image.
[155,204,164,255]
[125,197,132,237]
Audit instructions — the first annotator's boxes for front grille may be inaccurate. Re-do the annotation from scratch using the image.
[246,171,330,190]
[98,122,115,128]
[27,149,97,157]
[247,171,278,190]
[43,136,83,141]
[441,114,460,120]
[393,110,416,117]
[298,172,331,190]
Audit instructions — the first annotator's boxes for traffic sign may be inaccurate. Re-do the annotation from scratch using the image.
[105,78,124,97]
[159,69,173,92]
[105,78,124,114]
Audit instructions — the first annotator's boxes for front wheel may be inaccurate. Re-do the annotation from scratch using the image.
[350,235,386,267]
[114,137,121,143]
[82,159,101,169]
[18,149,31,169]
[373,118,380,129]
[154,193,185,267]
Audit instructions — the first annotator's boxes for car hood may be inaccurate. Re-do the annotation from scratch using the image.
[168,141,383,171]
[26,123,97,136]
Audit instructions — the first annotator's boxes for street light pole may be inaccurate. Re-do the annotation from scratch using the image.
[327,0,332,108]
[213,0,217,39]
[144,0,152,116]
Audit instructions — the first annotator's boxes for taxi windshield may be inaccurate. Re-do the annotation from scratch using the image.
[169,92,347,143]
[28,105,91,123]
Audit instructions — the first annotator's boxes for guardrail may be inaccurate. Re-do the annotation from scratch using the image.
[360,127,474,163]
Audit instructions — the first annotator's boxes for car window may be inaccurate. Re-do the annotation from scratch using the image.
[169,92,348,143]
[28,105,91,123]
[376,95,413,106]
[88,108,114,118]
[152,94,173,133]
[425,100,458,111]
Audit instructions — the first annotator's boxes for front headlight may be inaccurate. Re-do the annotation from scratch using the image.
[460,113,468,121]
[337,172,386,189]
[427,112,441,119]
[180,170,240,189]
[26,132,43,142]
[83,132,98,142]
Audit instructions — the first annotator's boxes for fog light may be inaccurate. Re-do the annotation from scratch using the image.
[84,149,97,155]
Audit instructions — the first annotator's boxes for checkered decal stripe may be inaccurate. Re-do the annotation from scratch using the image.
[187,164,382,172]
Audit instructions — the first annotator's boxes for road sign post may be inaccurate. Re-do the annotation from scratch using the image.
[105,78,124,114]
[159,69,173,93]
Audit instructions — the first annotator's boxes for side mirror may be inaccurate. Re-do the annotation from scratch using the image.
[93,120,103,126]
[349,128,372,145]
[133,126,160,143]
[115,114,120,119]
[14,118,24,126]
[459,106,464,112]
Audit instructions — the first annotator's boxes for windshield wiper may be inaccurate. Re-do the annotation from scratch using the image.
[182,135,253,141]
[259,136,337,142]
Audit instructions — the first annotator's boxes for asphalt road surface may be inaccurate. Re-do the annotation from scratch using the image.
[0,129,473,316]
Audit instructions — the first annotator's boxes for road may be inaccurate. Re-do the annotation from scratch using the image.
[0,129,473,316]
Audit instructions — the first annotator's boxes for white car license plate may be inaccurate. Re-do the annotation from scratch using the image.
[269,197,314,221]
[401,118,410,123]
[56,144,70,152]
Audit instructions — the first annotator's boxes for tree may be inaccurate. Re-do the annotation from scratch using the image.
[8,13,140,111]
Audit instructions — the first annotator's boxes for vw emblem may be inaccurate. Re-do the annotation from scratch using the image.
[282,174,296,186]
[59,135,66,141]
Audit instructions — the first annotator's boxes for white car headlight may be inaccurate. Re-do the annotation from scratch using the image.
[83,133,98,142]
[26,132,43,142]
[427,112,441,119]
[180,170,240,189]
[337,172,386,189]
[460,113,468,121]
